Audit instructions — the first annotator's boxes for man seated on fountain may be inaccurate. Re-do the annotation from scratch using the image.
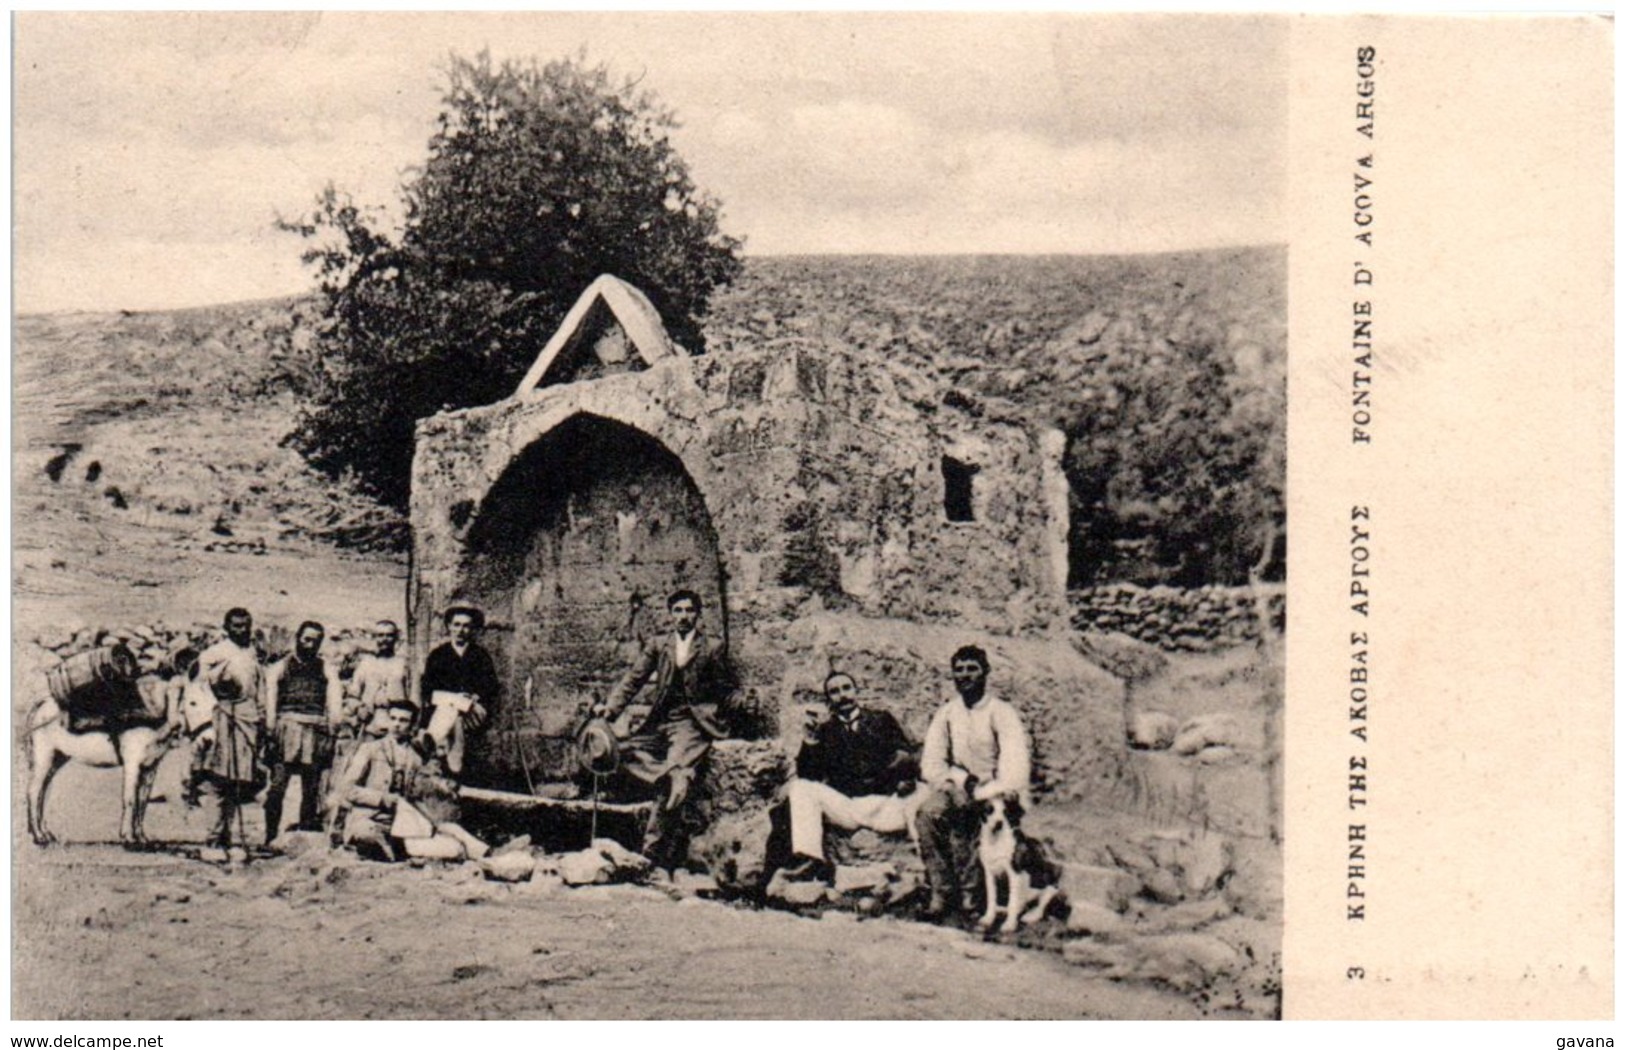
[778,670,923,884]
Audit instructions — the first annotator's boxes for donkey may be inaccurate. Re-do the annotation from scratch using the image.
[24,672,187,847]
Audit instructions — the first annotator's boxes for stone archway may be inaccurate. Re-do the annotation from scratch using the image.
[458,413,726,787]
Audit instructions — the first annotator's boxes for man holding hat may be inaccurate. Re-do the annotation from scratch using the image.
[595,588,738,872]
[418,605,499,776]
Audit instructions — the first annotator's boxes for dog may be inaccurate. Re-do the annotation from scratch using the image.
[976,794,1062,933]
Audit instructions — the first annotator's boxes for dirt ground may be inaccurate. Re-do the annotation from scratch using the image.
[13,749,1206,1021]
[12,543,1240,1021]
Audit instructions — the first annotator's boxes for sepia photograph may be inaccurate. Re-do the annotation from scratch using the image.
[13,10,1295,1022]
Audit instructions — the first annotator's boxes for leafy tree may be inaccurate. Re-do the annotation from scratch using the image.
[1058,307,1284,588]
[281,51,743,510]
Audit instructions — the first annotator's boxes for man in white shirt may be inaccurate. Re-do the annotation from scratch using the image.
[347,619,410,722]
[194,607,267,862]
[917,644,1031,921]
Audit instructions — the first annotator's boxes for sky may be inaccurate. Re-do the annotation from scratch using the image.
[13,12,1287,314]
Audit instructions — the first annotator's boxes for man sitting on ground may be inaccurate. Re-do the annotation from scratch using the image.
[779,671,922,884]
[333,699,489,862]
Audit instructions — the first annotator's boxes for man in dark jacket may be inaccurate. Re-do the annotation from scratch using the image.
[596,588,737,870]
[779,670,922,883]
[418,605,499,776]
[263,620,341,845]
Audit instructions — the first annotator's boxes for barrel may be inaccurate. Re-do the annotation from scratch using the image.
[45,644,139,709]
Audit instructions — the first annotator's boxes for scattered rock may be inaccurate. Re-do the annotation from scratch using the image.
[480,852,537,883]
[1060,863,1139,913]
[765,871,832,907]
[1172,714,1245,756]
[1145,897,1233,933]
[558,840,651,887]
[691,809,773,894]
[1180,832,1234,896]
[558,849,613,886]
[1104,841,1159,878]
[1064,900,1132,937]
[847,829,883,853]
[491,835,532,858]
[670,870,720,898]
[269,831,331,859]
[887,868,923,907]
[1141,868,1185,905]
[834,863,894,895]
[1062,938,1129,970]
[1128,711,1178,750]
[1130,933,1247,992]
[592,838,652,879]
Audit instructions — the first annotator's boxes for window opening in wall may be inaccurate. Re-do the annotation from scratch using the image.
[942,456,978,523]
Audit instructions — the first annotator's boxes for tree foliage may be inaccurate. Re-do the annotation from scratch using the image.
[1059,326,1284,587]
[281,51,743,509]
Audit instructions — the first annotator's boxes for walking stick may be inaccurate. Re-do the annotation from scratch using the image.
[590,772,601,844]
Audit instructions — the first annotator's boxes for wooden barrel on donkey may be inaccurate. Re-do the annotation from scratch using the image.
[44,645,159,731]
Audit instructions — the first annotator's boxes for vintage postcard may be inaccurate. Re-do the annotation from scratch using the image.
[8,12,1610,1027]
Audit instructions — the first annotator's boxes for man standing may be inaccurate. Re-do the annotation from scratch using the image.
[917,645,1031,920]
[194,607,266,862]
[347,619,410,723]
[779,671,921,883]
[418,606,498,776]
[263,620,342,845]
[597,588,737,871]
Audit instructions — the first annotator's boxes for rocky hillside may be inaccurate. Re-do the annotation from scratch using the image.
[15,298,404,551]
[14,249,1283,581]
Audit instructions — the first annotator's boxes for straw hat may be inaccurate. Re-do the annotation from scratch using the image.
[574,716,620,778]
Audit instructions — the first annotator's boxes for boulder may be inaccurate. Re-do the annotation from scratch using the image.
[1060,863,1139,913]
[691,808,775,894]
[1127,711,1179,750]
[1179,832,1234,896]
[480,852,537,883]
[1061,938,1131,971]
[557,838,652,886]
[834,863,894,895]
[557,849,613,886]
[700,740,788,816]
[1129,933,1247,992]
[1064,899,1132,937]
[671,870,721,898]
[592,837,652,878]
[1141,868,1186,905]
[269,831,331,859]
[1145,897,1233,933]
[765,871,832,907]
[1172,714,1246,756]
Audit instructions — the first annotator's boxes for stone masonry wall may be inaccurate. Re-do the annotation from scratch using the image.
[1070,584,1286,653]
[410,340,1089,792]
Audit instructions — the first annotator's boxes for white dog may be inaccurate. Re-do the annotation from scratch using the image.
[977,795,1061,933]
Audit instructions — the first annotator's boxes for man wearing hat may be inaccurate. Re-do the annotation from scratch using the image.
[418,605,499,776]
[595,588,738,871]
